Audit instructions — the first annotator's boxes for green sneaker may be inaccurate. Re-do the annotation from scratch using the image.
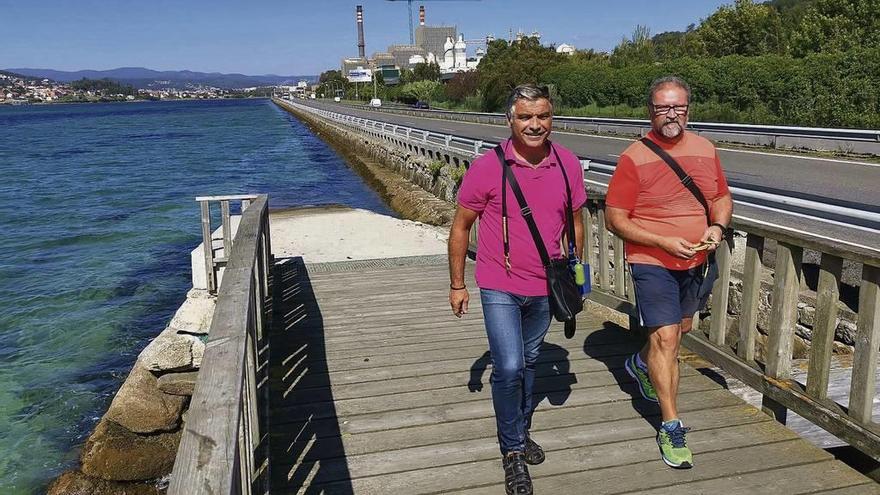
[657,421,693,469]
[624,353,658,402]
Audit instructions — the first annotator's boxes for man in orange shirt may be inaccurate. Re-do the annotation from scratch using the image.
[605,76,733,469]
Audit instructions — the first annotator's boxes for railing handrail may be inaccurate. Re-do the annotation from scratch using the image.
[360,104,880,141]
[169,194,271,495]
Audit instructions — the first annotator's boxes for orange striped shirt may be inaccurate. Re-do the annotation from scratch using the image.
[606,130,730,270]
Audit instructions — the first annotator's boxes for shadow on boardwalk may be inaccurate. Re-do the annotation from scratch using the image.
[268,257,354,494]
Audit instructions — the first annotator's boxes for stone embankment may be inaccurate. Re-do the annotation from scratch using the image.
[275,101,459,226]
[47,290,215,494]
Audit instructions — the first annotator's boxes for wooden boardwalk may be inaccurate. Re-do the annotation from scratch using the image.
[266,255,877,494]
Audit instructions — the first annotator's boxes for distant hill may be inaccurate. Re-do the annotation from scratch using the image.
[4,67,316,89]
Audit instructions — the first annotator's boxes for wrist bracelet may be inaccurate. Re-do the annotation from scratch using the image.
[710,223,727,239]
[450,284,467,290]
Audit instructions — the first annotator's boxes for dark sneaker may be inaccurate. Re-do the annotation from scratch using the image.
[657,420,693,469]
[523,436,545,465]
[625,353,658,402]
[502,451,533,495]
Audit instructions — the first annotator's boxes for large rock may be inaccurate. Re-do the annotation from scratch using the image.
[169,289,215,335]
[139,327,203,373]
[47,470,164,495]
[106,363,187,433]
[81,419,181,481]
[157,371,198,396]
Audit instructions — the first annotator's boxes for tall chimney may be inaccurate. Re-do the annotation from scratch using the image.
[419,5,425,26]
[356,5,365,59]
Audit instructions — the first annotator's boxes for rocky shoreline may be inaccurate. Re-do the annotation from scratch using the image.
[47,289,215,494]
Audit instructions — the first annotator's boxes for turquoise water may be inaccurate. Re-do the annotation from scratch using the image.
[0,99,393,493]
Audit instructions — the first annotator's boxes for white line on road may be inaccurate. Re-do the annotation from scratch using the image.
[715,147,880,168]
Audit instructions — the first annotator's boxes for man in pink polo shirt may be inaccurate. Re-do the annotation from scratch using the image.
[447,84,586,495]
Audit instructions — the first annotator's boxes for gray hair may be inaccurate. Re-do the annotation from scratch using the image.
[647,76,691,107]
[506,84,552,119]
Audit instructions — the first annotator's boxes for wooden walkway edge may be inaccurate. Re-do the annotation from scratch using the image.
[266,255,877,494]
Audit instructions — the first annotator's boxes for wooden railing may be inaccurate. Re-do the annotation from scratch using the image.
[169,194,272,494]
[582,192,880,459]
[196,194,260,293]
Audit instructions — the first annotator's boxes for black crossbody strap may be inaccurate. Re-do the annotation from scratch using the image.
[550,145,577,256]
[640,137,710,224]
[496,144,574,269]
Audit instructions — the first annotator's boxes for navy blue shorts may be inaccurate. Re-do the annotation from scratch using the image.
[630,261,718,328]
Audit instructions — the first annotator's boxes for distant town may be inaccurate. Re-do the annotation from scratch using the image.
[0,71,278,105]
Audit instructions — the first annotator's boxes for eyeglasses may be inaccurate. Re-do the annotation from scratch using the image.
[651,104,689,116]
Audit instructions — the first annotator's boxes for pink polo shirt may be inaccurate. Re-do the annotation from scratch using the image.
[458,140,587,296]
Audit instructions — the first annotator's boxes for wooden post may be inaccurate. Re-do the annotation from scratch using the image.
[221,200,232,257]
[738,233,764,361]
[805,254,843,400]
[613,235,626,297]
[762,242,802,423]
[583,207,597,285]
[709,237,733,346]
[597,207,610,291]
[849,264,880,424]
[200,200,216,293]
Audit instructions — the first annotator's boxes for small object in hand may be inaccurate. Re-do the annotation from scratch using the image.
[692,239,719,251]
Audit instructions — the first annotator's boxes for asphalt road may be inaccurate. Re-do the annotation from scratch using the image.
[300,100,880,252]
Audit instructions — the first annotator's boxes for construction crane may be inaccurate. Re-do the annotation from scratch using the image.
[386,0,480,45]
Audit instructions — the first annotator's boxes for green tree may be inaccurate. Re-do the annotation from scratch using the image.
[411,62,441,82]
[401,80,441,102]
[610,25,656,67]
[444,71,480,103]
[697,0,786,56]
[477,37,564,111]
[791,0,880,56]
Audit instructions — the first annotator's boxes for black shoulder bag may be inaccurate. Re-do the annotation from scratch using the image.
[495,145,583,328]
[639,137,722,299]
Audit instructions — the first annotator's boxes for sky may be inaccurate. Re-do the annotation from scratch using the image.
[1,0,730,76]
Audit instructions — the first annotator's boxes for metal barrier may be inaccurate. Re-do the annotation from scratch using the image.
[169,194,272,495]
[281,98,880,231]
[351,102,880,155]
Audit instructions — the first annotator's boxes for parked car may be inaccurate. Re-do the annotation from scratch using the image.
[334,96,341,102]
[413,100,430,109]
[368,98,382,107]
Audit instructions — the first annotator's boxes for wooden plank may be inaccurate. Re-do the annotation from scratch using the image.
[597,208,610,291]
[221,200,232,255]
[273,406,772,485]
[850,264,880,424]
[767,242,803,379]
[709,236,733,346]
[304,434,826,494]
[271,394,755,460]
[613,234,625,297]
[449,441,839,495]
[626,461,873,495]
[763,242,802,422]
[271,372,723,429]
[583,207,597,285]
[199,200,216,293]
[807,254,844,400]
[737,233,764,361]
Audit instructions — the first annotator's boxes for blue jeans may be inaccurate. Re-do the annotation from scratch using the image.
[480,288,552,455]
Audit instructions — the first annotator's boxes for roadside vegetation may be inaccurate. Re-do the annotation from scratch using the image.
[317,0,879,128]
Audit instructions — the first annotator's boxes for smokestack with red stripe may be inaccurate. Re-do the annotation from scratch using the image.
[356,5,365,58]
[419,5,425,26]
